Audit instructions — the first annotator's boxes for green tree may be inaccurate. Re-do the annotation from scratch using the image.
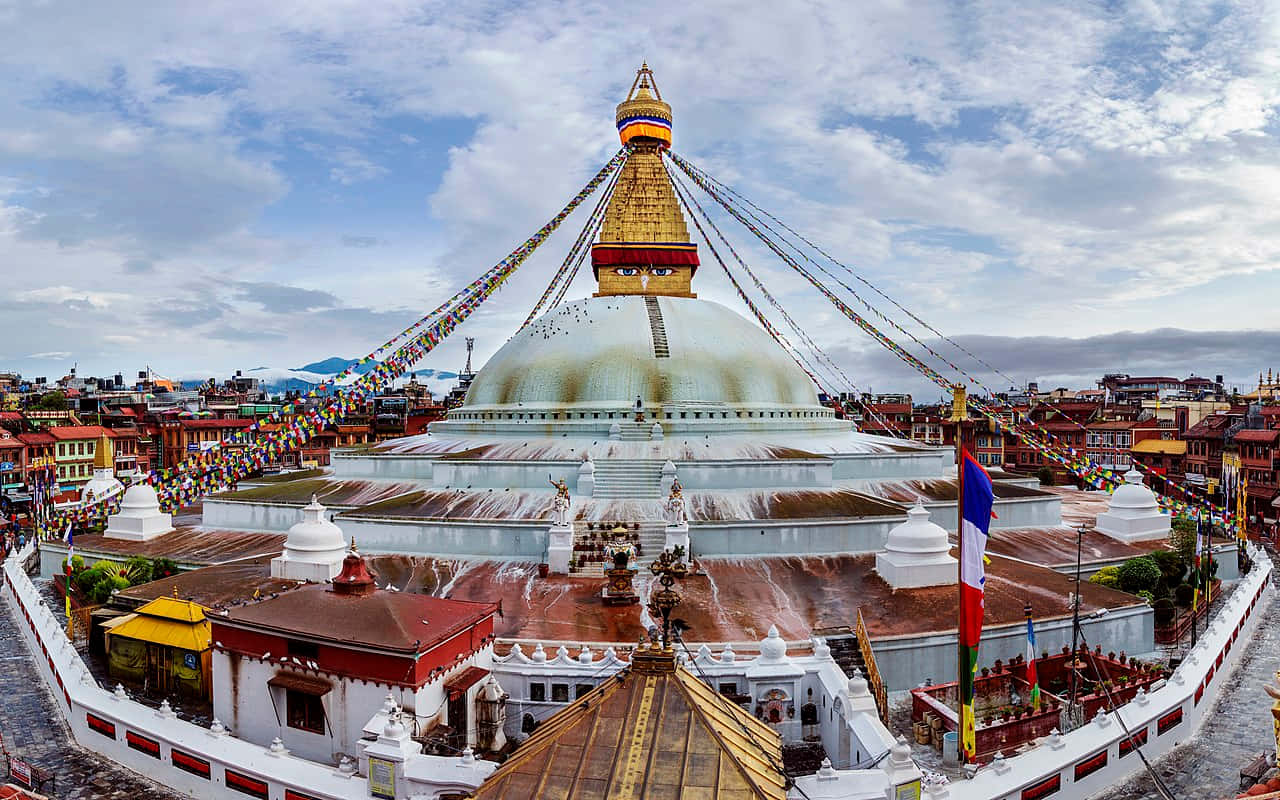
[1036,466,1055,486]
[1149,550,1186,587]
[1117,555,1161,594]
[32,391,67,410]
[124,556,154,584]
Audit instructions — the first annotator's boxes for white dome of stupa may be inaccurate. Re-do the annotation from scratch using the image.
[284,495,347,553]
[457,296,830,416]
[104,480,174,542]
[875,499,957,590]
[1108,469,1159,510]
[883,499,949,555]
[1095,469,1169,543]
[118,482,161,512]
[271,495,348,582]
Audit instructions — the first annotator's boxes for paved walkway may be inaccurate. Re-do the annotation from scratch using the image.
[0,581,184,799]
[1095,546,1280,800]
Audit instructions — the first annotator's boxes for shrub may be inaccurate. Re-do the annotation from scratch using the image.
[61,554,85,574]
[1136,590,1155,605]
[1117,556,1161,594]
[1169,519,1197,563]
[1153,597,1175,626]
[1150,550,1185,586]
[124,556,154,584]
[1036,466,1055,486]
[1089,566,1121,589]
[150,557,180,579]
[1173,583,1195,608]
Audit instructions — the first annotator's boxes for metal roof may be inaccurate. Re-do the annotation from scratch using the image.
[472,645,785,800]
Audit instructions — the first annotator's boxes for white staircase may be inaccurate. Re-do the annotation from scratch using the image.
[591,459,664,499]
[614,421,652,441]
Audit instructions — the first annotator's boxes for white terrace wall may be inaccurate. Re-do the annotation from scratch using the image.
[953,542,1273,800]
[1,545,494,800]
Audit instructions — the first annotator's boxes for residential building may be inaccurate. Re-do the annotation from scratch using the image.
[158,418,254,470]
[1084,418,1162,471]
[1235,428,1279,530]
[47,426,139,488]
[1182,411,1244,496]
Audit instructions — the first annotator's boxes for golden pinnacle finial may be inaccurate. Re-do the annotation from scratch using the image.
[349,535,358,552]
[172,585,179,598]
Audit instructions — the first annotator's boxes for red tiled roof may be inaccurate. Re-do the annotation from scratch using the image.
[1235,429,1280,444]
[1184,414,1237,438]
[175,418,254,430]
[17,432,55,445]
[47,425,115,440]
[219,582,499,654]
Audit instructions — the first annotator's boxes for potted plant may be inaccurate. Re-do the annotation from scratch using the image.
[567,558,577,571]
[537,563,550,578]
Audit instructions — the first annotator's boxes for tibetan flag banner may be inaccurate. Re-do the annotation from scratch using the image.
[1025,607,1040,712]
[958,450,994,763]
[64,522,74,620]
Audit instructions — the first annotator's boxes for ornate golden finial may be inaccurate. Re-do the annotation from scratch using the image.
[172,585,179,598]
[950,384,968,423]
[647,549,689,649]
[349,535,358,552]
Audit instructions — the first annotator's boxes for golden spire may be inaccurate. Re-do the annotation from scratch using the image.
[93,431,114,471]
[593,64,700,298]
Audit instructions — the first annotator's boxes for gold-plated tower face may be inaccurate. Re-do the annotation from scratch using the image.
[595,264,694,297]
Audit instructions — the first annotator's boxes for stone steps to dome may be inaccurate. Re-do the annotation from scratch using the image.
[643,296,670,358]
[590,459,665,499]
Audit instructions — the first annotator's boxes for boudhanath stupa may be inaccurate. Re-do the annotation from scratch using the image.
[19,64,1265,800]
[171,66,1190,692]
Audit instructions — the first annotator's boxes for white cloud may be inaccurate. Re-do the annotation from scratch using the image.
[0,0,1276,387]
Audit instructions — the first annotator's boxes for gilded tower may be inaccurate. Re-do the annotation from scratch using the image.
[592,64,699,298]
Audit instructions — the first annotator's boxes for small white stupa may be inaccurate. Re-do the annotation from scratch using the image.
[80,432,124,504]
[271,495,348,582]
[1094,469,1170,543]
[875,499,957,589]
[104,482,174,541]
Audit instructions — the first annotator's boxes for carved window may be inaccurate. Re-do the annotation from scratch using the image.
[529,683,546,701]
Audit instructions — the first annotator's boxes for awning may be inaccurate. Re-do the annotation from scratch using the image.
[445,666,489,700]
[268,672,332,696]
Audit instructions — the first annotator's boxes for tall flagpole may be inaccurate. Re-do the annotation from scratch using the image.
[951,384,968,763]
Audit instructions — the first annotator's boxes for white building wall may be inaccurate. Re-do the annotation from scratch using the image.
[213,648,495,766]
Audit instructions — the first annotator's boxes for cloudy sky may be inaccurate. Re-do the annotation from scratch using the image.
[2,0,1278,398]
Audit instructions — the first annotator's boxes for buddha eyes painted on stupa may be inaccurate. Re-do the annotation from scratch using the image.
[613,267,674,276]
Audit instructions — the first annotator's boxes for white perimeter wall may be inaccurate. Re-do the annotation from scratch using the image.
[1,544,494,800]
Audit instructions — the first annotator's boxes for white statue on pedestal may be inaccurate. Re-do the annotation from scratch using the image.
[665,479,687,527]
[549,477,571,528]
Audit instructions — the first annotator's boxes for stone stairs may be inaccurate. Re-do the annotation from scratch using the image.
[824,634,867,679]
[643,296,670,358]
[591,459,664,499]
[613,420,653,441]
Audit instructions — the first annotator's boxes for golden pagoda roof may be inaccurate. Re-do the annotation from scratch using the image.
[92,431,114,470]
[470,644,786,800]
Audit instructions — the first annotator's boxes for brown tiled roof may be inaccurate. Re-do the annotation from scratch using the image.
[220,582,498,654]
[472,647,785,800]
[113,558,299,610]
[1235,429,1280,444]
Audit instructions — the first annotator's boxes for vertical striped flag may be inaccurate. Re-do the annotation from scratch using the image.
[64,522,73,620]
[959,450,994,763]
[1025,604,1040,712]
[1192,512,1203,613]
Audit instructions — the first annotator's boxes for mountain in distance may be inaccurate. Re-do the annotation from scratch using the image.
[181,358,459,397]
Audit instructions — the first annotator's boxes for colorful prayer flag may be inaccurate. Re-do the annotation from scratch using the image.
[959,449,994,763]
